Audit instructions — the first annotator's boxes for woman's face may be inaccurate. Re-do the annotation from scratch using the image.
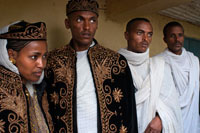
[10,41,47,84]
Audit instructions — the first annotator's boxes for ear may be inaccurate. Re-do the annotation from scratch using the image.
[7,49,18,60]
[65,18,70,29]
[163,37,167,43]
[124,31,129,41]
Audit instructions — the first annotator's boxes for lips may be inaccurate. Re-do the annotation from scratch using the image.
[33,71,42,77]
[141,42,149,47]
[174,42,182,47]
[81,32,91,38]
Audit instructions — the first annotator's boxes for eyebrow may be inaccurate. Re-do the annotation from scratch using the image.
[136,29,153,33]
[76,15,97,20]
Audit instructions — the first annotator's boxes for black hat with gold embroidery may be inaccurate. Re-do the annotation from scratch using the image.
[0,20,47,40]
[66,0,99,16]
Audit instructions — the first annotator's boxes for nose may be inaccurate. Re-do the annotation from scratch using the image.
[83,21,89,30]
[142,34,148,41]
[37,58,46,69]
[176,35,182,42]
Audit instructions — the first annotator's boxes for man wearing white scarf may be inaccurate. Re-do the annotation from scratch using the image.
[118,18,183,133]
[157,21,200,133]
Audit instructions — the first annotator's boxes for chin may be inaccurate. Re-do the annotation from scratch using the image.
[83,41,93,46]
[29,78,40,83]
[140,49,148,53]
[81,38,93,44]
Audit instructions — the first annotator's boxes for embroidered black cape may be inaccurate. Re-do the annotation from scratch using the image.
[0,66,53,133]
[45,40,138,133]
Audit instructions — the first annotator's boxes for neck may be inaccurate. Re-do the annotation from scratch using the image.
[22,78,27,84]
[72,39,92,52]
[168,48,182,55]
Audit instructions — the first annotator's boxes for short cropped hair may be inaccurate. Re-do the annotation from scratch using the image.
[163,21,184,37]
[126,18,150,32]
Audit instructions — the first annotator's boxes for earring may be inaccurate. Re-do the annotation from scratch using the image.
[9,58,16,64]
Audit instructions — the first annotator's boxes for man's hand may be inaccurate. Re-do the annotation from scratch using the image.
[144,116,162,133]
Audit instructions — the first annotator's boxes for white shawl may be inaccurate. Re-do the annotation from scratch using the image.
[159,48,200,133]
[118,48,183,133]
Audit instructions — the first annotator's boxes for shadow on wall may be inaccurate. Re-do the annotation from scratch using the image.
[48,25,71,51]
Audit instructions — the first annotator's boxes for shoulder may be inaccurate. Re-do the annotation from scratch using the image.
[151,55,172,72]
[90,44,126,60]
[0,66,22,85]
[92,44,119,55]
[89,44,130,70]
[186,51,199,62]
[154,51,166,58]
[47,44,75,66]
[48,44,74,59]
[151,55,165,64]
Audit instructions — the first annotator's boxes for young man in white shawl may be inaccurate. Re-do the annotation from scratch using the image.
[118,18,183,133]
[157,21,200,133]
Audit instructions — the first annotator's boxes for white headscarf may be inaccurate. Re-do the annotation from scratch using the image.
[0,21,20,74]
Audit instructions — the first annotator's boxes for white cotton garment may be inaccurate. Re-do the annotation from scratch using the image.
[118,48,183,133]
[76,43,97,133]
[158,48,200,133]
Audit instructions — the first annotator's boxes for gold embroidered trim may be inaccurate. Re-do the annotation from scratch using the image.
[0,119,5,132]
[50,91,59,105]
[88,45,127,132]
[66,0,99,16]
[120,124,128,133]
[42,91,54,132]
[46,44,129,132]
[0,66,28,132]
[46,45,76,132]
[0,22,46,40]
[112,88,123,103]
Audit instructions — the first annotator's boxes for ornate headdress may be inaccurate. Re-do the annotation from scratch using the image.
[0,21,47,40]
[66,0,99,16]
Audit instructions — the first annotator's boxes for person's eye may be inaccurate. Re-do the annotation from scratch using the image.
[90,19,96,23]
[30,55,37,60]
[42,55,47,59]
[137,31,142,35]
[170,34,175,38]
[148,33,153,37]
[179,33,184,37]
[77,18,82,22]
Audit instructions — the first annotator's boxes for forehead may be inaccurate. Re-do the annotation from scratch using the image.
[167,26,184,34]
[20,41,47,52]
[68,11,98,19]
[131,21,153,32]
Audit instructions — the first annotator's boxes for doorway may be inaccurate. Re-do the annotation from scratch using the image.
[184,37,200,58]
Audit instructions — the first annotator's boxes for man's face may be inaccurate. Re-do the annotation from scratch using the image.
[164,26,184,55]
[65,11,98,51]
[125,21,153,53]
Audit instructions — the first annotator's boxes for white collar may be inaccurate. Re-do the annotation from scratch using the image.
[118,48,149,66]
